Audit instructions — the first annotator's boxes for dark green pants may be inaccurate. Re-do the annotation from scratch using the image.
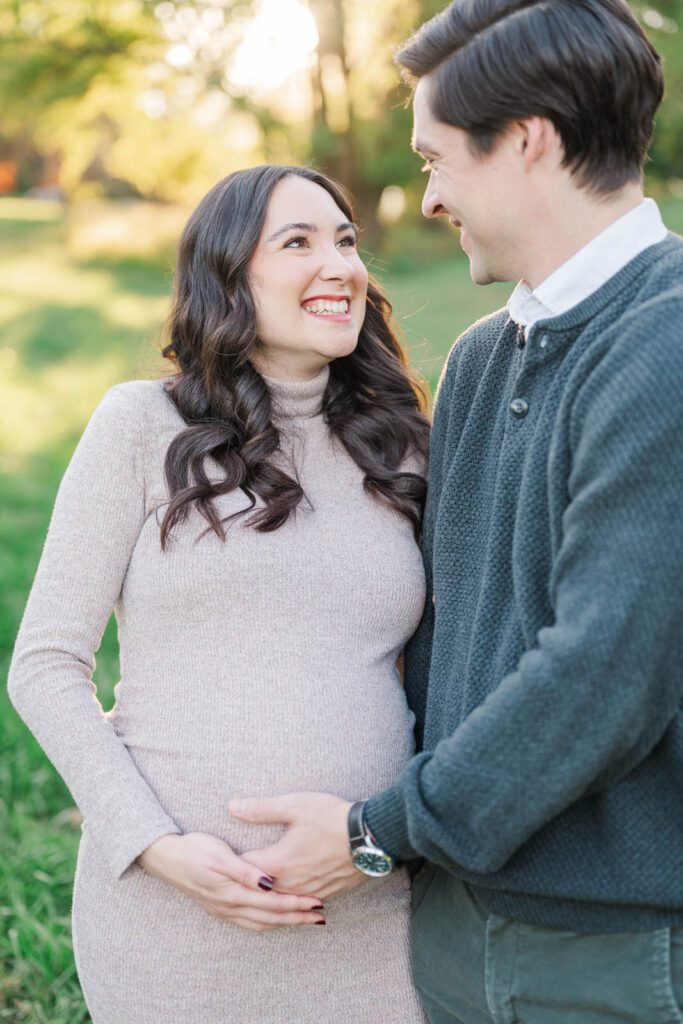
[411,865,683,1024]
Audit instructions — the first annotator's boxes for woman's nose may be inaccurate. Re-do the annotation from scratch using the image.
[318,245,353,281]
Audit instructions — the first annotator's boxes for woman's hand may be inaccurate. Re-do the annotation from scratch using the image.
[136,832,326,931]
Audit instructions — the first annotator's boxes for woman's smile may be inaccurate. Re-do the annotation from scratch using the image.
[301,293,353,323]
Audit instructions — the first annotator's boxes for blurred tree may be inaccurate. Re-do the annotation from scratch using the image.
[644,1,683,185]
[0,0,156,191]
[0,0,157,120]
[0,0,268,201]
[307,0,423,238]
[0,0,679,211]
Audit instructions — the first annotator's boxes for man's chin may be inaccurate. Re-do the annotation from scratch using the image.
[468,255,504,287]
[469,265,496,286]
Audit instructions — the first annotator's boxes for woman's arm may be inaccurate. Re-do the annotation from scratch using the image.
[8,385,182,879]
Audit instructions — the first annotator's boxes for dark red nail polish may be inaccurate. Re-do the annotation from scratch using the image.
[258,876,274,891]
[312,904,324,911]
[315,919,326,925]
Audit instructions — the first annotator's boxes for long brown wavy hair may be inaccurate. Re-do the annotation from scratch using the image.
[160,164,430,548]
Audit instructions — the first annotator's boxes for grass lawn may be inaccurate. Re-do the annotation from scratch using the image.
[0,197,509,1022]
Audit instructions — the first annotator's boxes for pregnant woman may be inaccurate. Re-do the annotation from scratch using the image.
[8,164,430,1023]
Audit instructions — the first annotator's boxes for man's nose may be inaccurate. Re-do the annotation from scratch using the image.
[421,172,443,219]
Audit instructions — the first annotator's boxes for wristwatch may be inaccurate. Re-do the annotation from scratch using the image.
[347,801,395,877]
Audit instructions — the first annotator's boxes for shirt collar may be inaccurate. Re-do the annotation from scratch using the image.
[507,198,667,336]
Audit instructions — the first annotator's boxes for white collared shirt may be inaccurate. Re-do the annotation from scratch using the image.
[507,198,668,337]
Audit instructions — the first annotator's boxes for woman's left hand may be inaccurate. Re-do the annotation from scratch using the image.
[230,792,365,900]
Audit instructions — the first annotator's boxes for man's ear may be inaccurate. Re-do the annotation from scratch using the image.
[516,116,562,171]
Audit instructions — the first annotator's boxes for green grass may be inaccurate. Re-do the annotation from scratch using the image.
[1,194,680,1020]
[0,201,171,1022]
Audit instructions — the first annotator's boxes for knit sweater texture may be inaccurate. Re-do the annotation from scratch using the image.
[366,234,683,932]
[8,366,427,1024]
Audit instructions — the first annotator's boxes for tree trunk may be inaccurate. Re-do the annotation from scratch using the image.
[308,0,380,240]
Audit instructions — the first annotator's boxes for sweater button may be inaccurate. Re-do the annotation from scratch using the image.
[510,397,529,417]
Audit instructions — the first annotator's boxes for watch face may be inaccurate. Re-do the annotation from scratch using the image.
[352,845,393,877]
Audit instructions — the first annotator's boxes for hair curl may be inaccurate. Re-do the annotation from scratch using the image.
[160,164,430,548]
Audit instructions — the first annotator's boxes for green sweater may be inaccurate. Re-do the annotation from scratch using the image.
[366,234,683,932]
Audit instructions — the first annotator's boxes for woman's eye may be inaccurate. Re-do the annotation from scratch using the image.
[337,235,357,248]
[284,236,308,249]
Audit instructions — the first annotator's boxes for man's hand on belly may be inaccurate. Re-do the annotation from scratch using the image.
[230,793,364,900]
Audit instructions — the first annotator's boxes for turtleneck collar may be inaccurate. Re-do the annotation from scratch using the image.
[262,363,330,421]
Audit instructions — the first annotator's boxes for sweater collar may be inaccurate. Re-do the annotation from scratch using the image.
[520,234,682,340]
[508,199,667,337]
[262,363,329,421]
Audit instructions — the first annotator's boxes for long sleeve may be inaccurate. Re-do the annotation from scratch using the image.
[8,386,181,879]
[366,298,683,873]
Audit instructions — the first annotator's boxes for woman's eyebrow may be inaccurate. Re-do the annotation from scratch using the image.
[267,221,316,242]
[266,221,358,242]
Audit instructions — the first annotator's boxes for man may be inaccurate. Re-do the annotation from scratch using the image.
[230,1,683,1019]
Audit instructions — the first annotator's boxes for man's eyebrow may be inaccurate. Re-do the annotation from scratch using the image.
[266,221,358,242]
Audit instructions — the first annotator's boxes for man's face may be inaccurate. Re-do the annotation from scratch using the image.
[413,77,521,285]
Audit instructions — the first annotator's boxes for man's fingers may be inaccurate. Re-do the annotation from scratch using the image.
[208,843,278,893]
[240,844,283,878]
[229,795,296,825]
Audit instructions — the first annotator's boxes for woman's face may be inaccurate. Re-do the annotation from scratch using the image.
[248,175,369,380]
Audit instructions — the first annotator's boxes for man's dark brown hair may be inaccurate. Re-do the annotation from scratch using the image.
[398,0,664,193]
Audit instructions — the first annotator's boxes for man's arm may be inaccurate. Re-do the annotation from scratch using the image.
[365,298,683,873]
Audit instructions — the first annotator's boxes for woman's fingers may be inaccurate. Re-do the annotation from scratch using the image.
[227,916,323,933]
[199,886,326,929]
[204,881,324,915]
[211,906,326,931]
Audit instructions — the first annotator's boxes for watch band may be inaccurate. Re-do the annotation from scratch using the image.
[348,800,367,850]
[347,801,395,877]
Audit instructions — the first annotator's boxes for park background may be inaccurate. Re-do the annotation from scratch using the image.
[1,0,682,1019]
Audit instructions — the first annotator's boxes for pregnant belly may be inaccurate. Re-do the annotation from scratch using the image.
[112,672,416,855]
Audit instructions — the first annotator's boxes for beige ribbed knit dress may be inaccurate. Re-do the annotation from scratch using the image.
[8,365,428,1024]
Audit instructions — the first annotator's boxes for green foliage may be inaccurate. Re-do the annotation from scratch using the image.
[0,0,159,130]
[0,0,267,202]
[645,1,683,183]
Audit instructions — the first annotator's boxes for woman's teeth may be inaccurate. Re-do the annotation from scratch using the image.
[303,299,349,315]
